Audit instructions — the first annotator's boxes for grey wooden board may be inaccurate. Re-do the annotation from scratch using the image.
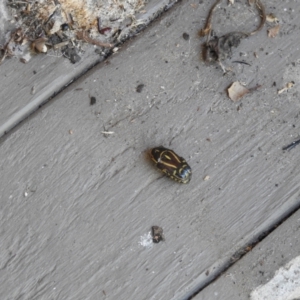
[1,0,300,299]
[0,0,177,138]
[194,209,300,300]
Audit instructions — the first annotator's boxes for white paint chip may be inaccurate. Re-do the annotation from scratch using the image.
[251,255,300,300]
[139,232,153,249]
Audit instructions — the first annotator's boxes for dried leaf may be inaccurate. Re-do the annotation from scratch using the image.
[228,82,249,102]
[32,38,48,53]
[266,14,279,23]
[268,24,280,38]
[49,20,63,35]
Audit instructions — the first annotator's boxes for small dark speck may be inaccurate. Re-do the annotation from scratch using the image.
[272,82,276,87]
[182,32,190,40]
[165,60,168,63]
[275,184,278,187]
[136,84,145,93]
[33,70,37,74]
[61,23,69,31]
[90,96,96,105]
[293,124,296,128]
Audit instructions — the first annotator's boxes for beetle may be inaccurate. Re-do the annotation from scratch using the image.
[150,146,192,183]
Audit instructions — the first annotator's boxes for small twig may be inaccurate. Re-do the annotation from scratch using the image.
[199,0,221,39]
[12,1,32,3]
[52,40,70,50]
[250,0,266,36]
[200,0,266,38]
[232,60,251,66]
[77,31,113,48]
[283,138,300,151]
[97,17,102,33]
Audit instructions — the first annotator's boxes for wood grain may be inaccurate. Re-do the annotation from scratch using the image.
[0,0,300,299]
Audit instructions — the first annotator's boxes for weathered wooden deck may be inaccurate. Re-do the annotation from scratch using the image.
[1,1,300,299]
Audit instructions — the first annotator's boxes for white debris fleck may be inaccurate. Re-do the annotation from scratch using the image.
[139,231,153,249]
[251,255,300,300]
[203,175,210,181]
[31,86,36,95]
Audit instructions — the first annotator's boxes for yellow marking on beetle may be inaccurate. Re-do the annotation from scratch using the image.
[162,169,169,175]
[160,161,177,168]
[162,151,181,163]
